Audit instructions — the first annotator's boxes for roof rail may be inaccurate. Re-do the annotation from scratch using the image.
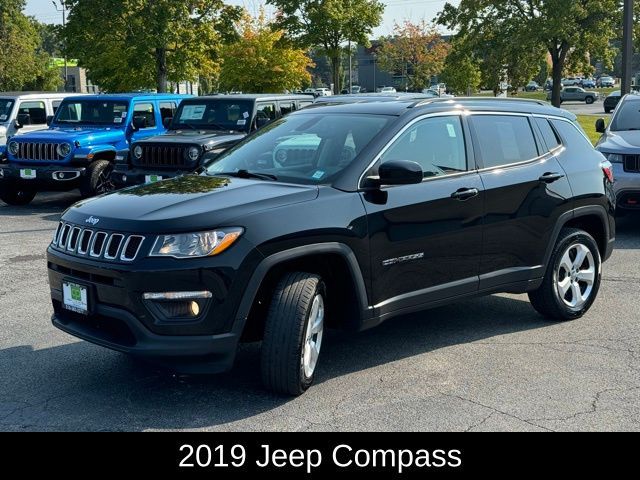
[410,96,551,108]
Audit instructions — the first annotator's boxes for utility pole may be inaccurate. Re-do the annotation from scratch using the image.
[52,0,68,92]
[348,40,352,93]
[621,0,633,95]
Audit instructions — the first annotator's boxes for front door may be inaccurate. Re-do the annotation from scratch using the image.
[362,114,484,316]
[14,100,49,137]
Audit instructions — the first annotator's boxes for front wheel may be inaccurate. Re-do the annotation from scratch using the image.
[604,107,611,114]
[586,96,595,105]
[80,160,114,197]
[529,228,601,321]
[261,272,326,396]
[0,185,36,206]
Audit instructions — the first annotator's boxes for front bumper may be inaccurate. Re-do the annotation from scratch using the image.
[612,165,640,210]
[0,163,86,190]
[111,165,191,188]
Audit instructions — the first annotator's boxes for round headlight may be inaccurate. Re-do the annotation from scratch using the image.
[57,143,71,157]
[188,146,200,161]
[133,145,143,159]
[276,149,287,163]
[8,141,19,155]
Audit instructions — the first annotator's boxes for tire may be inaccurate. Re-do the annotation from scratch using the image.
[604,107,611,114]
[585,96,594,105]
[80,160,114,197]
[261,272,326,396]
[0,185,36,206]
[528,228,601,321]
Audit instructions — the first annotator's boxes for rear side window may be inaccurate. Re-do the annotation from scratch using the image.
[133,103,156,128]
[279,102,295,115]
[469,115,539,168]
[256,103,277,121]
[159,102,177,123]
[550,119,595,152]
[534,117,562,150]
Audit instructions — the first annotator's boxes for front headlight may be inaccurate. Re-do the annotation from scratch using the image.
[150,228,243,258]
[8,141,19,155]
[605,153,623,163]
[188,146,200,161]
[57,143,71,157]
[133,145,143,159]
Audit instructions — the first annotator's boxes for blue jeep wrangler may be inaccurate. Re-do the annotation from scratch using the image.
[0,93,188,205]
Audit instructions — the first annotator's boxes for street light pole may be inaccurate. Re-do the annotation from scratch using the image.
[52,1,68,92]
[621,0,633,95]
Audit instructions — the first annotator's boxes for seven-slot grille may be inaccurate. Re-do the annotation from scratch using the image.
[623,155,640,173]
[136,144,194,168]
[52,222,145,262]
[14,142,65,161]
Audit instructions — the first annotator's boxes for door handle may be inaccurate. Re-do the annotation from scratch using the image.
[451,187,479,201]
[539,172,565,183]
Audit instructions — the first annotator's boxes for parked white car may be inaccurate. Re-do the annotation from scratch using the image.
[380,86,397,93]
[315,88,333,97]
[0,92,81,152]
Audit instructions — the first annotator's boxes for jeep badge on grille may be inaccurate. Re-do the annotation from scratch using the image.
[85,216,100,226]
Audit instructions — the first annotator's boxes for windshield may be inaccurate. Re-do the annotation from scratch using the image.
[0,99,14,123]
[205,113,393,185]
[172,100,253,132]
[610,99,640,131]
[54,100,129,126]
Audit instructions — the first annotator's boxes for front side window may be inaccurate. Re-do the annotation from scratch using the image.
[379,115,467,177]
[55,100,130,126]
[610,99,640,132]
[206,113,392,185]
[159,102,177,123]
[173,100,254,132]
[279,102,295,115]
[469,115,539,168]
[17,101,47,125]
[133,103,156,128]
[52,100,62,114]
[256,103,277,121]
[0,99,14,122]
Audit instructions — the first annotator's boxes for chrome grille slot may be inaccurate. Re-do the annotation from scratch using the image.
[121,236,144,261]
[66,227,81,252]
[77,230,94,255]
[104,234,124,260]
[91,232,108,257]
[14,142,62,161]
[58,224,71,248]
[624,155,639,173]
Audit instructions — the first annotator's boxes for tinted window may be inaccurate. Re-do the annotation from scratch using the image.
[380,116,467,177]
[256,103,277,121]
[159,102,177,123]
[470,115,539,168]
[18,101,47,125]
[279,102,295,115]
[56,100,129,125]
[133,103,156,128]
[535,117,561,150]
[610,99,640,132]
[206,113,392,185]
[550,119,595,152]
[173,100,253,132]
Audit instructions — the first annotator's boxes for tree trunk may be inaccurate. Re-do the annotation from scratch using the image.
[551,58,563,108]
[156,47,168,93]
[330,54,341,95]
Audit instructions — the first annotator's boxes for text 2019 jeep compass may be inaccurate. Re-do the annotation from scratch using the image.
[47,98,615,395]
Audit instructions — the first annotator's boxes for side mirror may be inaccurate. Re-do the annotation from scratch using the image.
[162,117,173,129]
[16,113,31,128]
[46,115,54,126]
[377,160,423,186]
[595,118,606,134]
[256,117,270,129]
[132,115,148,131]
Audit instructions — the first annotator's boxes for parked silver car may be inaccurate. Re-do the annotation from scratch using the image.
[595,93,640,214]
[547,87,598,104]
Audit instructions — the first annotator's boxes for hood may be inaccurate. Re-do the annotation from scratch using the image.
[62,175,319,233]
[135,130,246,147]
[11,126,124,147]
[597,130,640,153]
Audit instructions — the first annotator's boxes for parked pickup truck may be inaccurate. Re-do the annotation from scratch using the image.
[111,94,313,188]
[0,93,189,205]
[547,87,598,104]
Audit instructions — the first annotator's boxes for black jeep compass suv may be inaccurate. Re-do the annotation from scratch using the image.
[47,98,615,395]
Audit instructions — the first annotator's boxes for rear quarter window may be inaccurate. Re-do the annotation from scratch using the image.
[534,117,562,151]
[549,119,595,153]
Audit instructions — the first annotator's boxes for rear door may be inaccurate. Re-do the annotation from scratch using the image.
[468,113,573,289]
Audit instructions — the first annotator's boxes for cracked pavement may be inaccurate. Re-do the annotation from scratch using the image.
[1,192,639,432]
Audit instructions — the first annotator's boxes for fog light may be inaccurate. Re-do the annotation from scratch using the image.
[121,174,127,182]
[57,172,65,179]
[189,301,200,316]
[143,291,211,320]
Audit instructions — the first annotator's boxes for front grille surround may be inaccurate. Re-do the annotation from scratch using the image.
[52,222,145,263]
[14,142,66,161]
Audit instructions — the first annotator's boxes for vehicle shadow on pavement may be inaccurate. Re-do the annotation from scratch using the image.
[0,294,548,431]
[614,213,640,249]
[0,191,81,219]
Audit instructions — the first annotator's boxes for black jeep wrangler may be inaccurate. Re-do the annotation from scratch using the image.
[48,98,615,395]
[111,94,313,188]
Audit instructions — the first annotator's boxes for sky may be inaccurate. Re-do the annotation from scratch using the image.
[24,0,460,37]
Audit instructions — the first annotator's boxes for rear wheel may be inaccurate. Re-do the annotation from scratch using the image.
[586,96,594,105]
[261,272,326,396]
[0,185,36,206]
[529,228,601,321]
[80,160,114,197]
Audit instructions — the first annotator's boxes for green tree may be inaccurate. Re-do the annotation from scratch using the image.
[268,0,384,93]
[440,40,481,95]
[377,20,449,91]
[219,10,313,93]
[437,0,619,106]
[62,0,242,93]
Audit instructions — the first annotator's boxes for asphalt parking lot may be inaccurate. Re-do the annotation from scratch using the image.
[1,192,639,432]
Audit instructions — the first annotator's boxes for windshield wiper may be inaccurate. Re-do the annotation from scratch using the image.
[210,169,277,181]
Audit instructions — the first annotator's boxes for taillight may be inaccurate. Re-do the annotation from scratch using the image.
[601,160,614,183]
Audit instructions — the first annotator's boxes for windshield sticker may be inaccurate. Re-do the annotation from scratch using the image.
[181,105,206,120]
[0,115,7,121]
[243,111,249,119]
[446,124,457,138]
[312,170,325,180]
[237,119,246,126]
[410,129,417,142]
[113,117,123,124]
[121,111,128,118]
